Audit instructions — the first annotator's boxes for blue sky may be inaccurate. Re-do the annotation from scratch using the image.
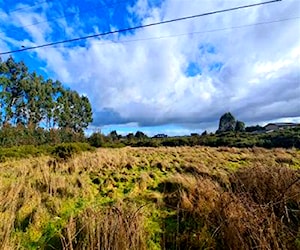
[0,0,299,136]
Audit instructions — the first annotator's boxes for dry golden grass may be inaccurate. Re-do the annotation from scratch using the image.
[61,202,148,250]
[0,146,299,249]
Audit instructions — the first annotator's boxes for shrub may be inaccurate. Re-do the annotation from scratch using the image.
[132,140,160,147]
[161,138,190,147]
[88,132,105,147]
[0,145,45,162]
[51,143,94,160]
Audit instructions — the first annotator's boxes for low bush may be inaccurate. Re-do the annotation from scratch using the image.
[132,140,160,147]
[51,143,94,161]
[88,132,105,147]
[0,143,94,162]
[0,126,87,147]
[161,138,190,147]
[0,145,46,162]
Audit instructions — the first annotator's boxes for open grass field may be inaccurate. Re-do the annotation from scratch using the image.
[0,146,299,249]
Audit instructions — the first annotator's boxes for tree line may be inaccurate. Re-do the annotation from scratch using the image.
[0,57,299,150]
[0,56,92,132]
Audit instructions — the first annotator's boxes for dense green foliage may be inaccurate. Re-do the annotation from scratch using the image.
[0,120,299,162]
[0,56,92,132]
[0,123,86,147]
[92,127,300,149]
[245,124,265,132]
[51,143,95,160]
[0,142,94,162]
[235,120,245,132]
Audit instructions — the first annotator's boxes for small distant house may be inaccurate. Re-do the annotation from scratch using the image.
[264,123,299,131]
[153,134,168,138]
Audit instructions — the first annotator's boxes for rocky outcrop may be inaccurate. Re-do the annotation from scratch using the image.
[217,112,236,133]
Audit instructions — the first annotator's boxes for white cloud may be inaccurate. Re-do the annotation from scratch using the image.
[1,0,300,132]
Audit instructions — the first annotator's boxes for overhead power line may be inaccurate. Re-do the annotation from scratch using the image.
[0,0,282,55]
[2,0,51,14]
[94,17,300,46]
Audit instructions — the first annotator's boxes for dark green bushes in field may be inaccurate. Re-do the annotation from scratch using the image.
[51,143,94,161]
[108,127,300,149]
[0,143,94,162]
[0,125,86,147]
[0,145,46,162]
[0,126,299,162]
[88,132,105,147]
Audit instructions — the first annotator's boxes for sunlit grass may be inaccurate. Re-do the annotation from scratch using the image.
[0,146,299,249]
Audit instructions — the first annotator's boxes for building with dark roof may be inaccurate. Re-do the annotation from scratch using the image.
[264,123,299,131]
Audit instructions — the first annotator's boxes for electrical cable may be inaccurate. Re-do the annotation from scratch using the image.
[93,17,300,46]
[0,0,282,55]
[1,0,51,15]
